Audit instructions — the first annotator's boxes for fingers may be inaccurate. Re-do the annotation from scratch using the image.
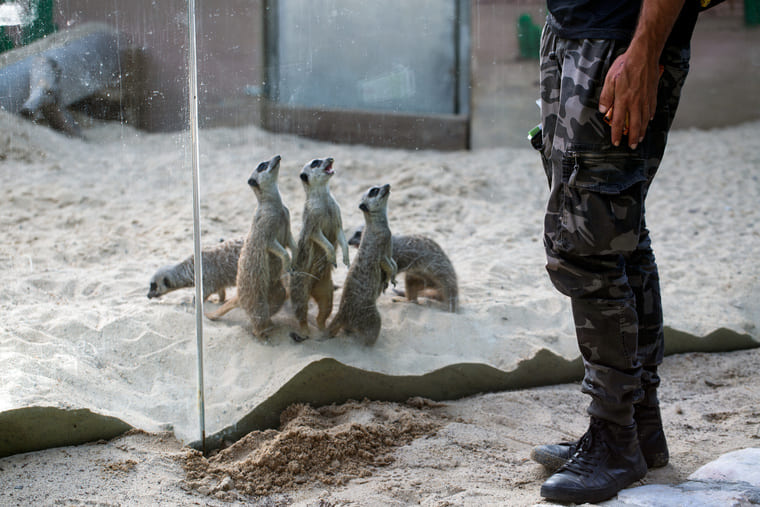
[598,76,614,116]
[601,86,653,149]
[605,104,625,147]
[627,106,645,150]
[599,56,663,150]
[599,60,625,146]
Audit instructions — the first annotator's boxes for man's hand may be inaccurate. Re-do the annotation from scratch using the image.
[599,50,662,149]
[598,0,686,150]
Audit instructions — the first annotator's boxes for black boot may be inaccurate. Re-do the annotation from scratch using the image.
[531,403,669,471]
[634,403,669,468]
[539,417,647,504]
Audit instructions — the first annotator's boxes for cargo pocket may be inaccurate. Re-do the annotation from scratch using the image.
[556,150,648,256]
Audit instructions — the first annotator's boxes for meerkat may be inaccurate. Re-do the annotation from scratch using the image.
[348,227,458,312]
[326,184,396,346]
[206,155,297,339]
[289,157,351,342]
[147,238,243,302]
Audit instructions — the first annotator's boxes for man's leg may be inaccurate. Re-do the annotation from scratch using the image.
[532,34,692,476]
[537,32,650,503]
[542,32,648,426]
[626,226,670,468]
[531,227,669,471]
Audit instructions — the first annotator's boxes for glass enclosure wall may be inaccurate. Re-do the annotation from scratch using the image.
[192,0,760,449]
[0,0,196,451]
[192,0,478,448]
[269,0,467,115]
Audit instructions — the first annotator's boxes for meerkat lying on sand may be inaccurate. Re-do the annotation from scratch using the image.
[147,238,243,302]
[348,228,458,312]
[327,184,396,346]
[206,155,297,339]
[289,157,350,342]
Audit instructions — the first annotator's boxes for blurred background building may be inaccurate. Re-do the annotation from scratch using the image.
[1,0,759,149]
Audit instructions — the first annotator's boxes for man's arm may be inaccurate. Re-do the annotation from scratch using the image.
[599,0,686,149]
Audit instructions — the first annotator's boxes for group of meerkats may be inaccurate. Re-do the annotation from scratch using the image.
[147,155,458,346]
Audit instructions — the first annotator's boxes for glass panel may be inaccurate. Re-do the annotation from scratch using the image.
[191,0,480,449]
[0,0,196,454]
[192,0,760,457]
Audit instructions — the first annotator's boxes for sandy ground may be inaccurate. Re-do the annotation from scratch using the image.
[0,111,758,504]
[1,347,759,506]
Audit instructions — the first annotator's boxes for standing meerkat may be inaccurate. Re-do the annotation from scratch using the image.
[289,157,350,342]
[206,155,297,339]
[327,184,396,346]
[348,228,458,312]
[147,238,243,302]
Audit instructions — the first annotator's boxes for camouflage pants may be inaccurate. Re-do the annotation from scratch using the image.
[539,27,690,426]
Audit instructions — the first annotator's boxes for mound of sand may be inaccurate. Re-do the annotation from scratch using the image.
[183,398,443,499]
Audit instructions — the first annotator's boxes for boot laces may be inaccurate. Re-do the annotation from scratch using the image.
[558,419,606,477]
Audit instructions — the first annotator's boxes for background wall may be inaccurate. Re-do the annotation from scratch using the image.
[470,0,760,148]
[51,0,760,145]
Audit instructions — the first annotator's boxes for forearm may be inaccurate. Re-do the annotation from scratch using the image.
[599,0,686,148]
[629,0,686,64]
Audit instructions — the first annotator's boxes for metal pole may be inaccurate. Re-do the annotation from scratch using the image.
[187,0,206,455]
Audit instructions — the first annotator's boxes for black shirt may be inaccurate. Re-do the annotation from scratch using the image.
[547,1,699,46]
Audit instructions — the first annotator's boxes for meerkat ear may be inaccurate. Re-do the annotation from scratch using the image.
[300,173,309,184]
[359,203,369,212]
[163,277,171,288]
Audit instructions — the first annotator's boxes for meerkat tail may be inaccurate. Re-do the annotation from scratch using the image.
[326,311,344,338]
[205,294,239,320]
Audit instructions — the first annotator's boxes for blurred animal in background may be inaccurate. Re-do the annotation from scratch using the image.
[19,55,82,138]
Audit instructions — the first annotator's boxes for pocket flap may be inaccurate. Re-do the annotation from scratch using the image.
[564,152,648,194]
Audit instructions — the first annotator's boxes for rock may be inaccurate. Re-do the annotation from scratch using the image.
[601,448,760,506]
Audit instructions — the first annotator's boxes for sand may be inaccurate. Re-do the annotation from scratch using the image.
[0,110,758,504]
[2,348,760,505]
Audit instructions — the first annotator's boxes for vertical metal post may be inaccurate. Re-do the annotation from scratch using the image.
[187,0,206,455]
